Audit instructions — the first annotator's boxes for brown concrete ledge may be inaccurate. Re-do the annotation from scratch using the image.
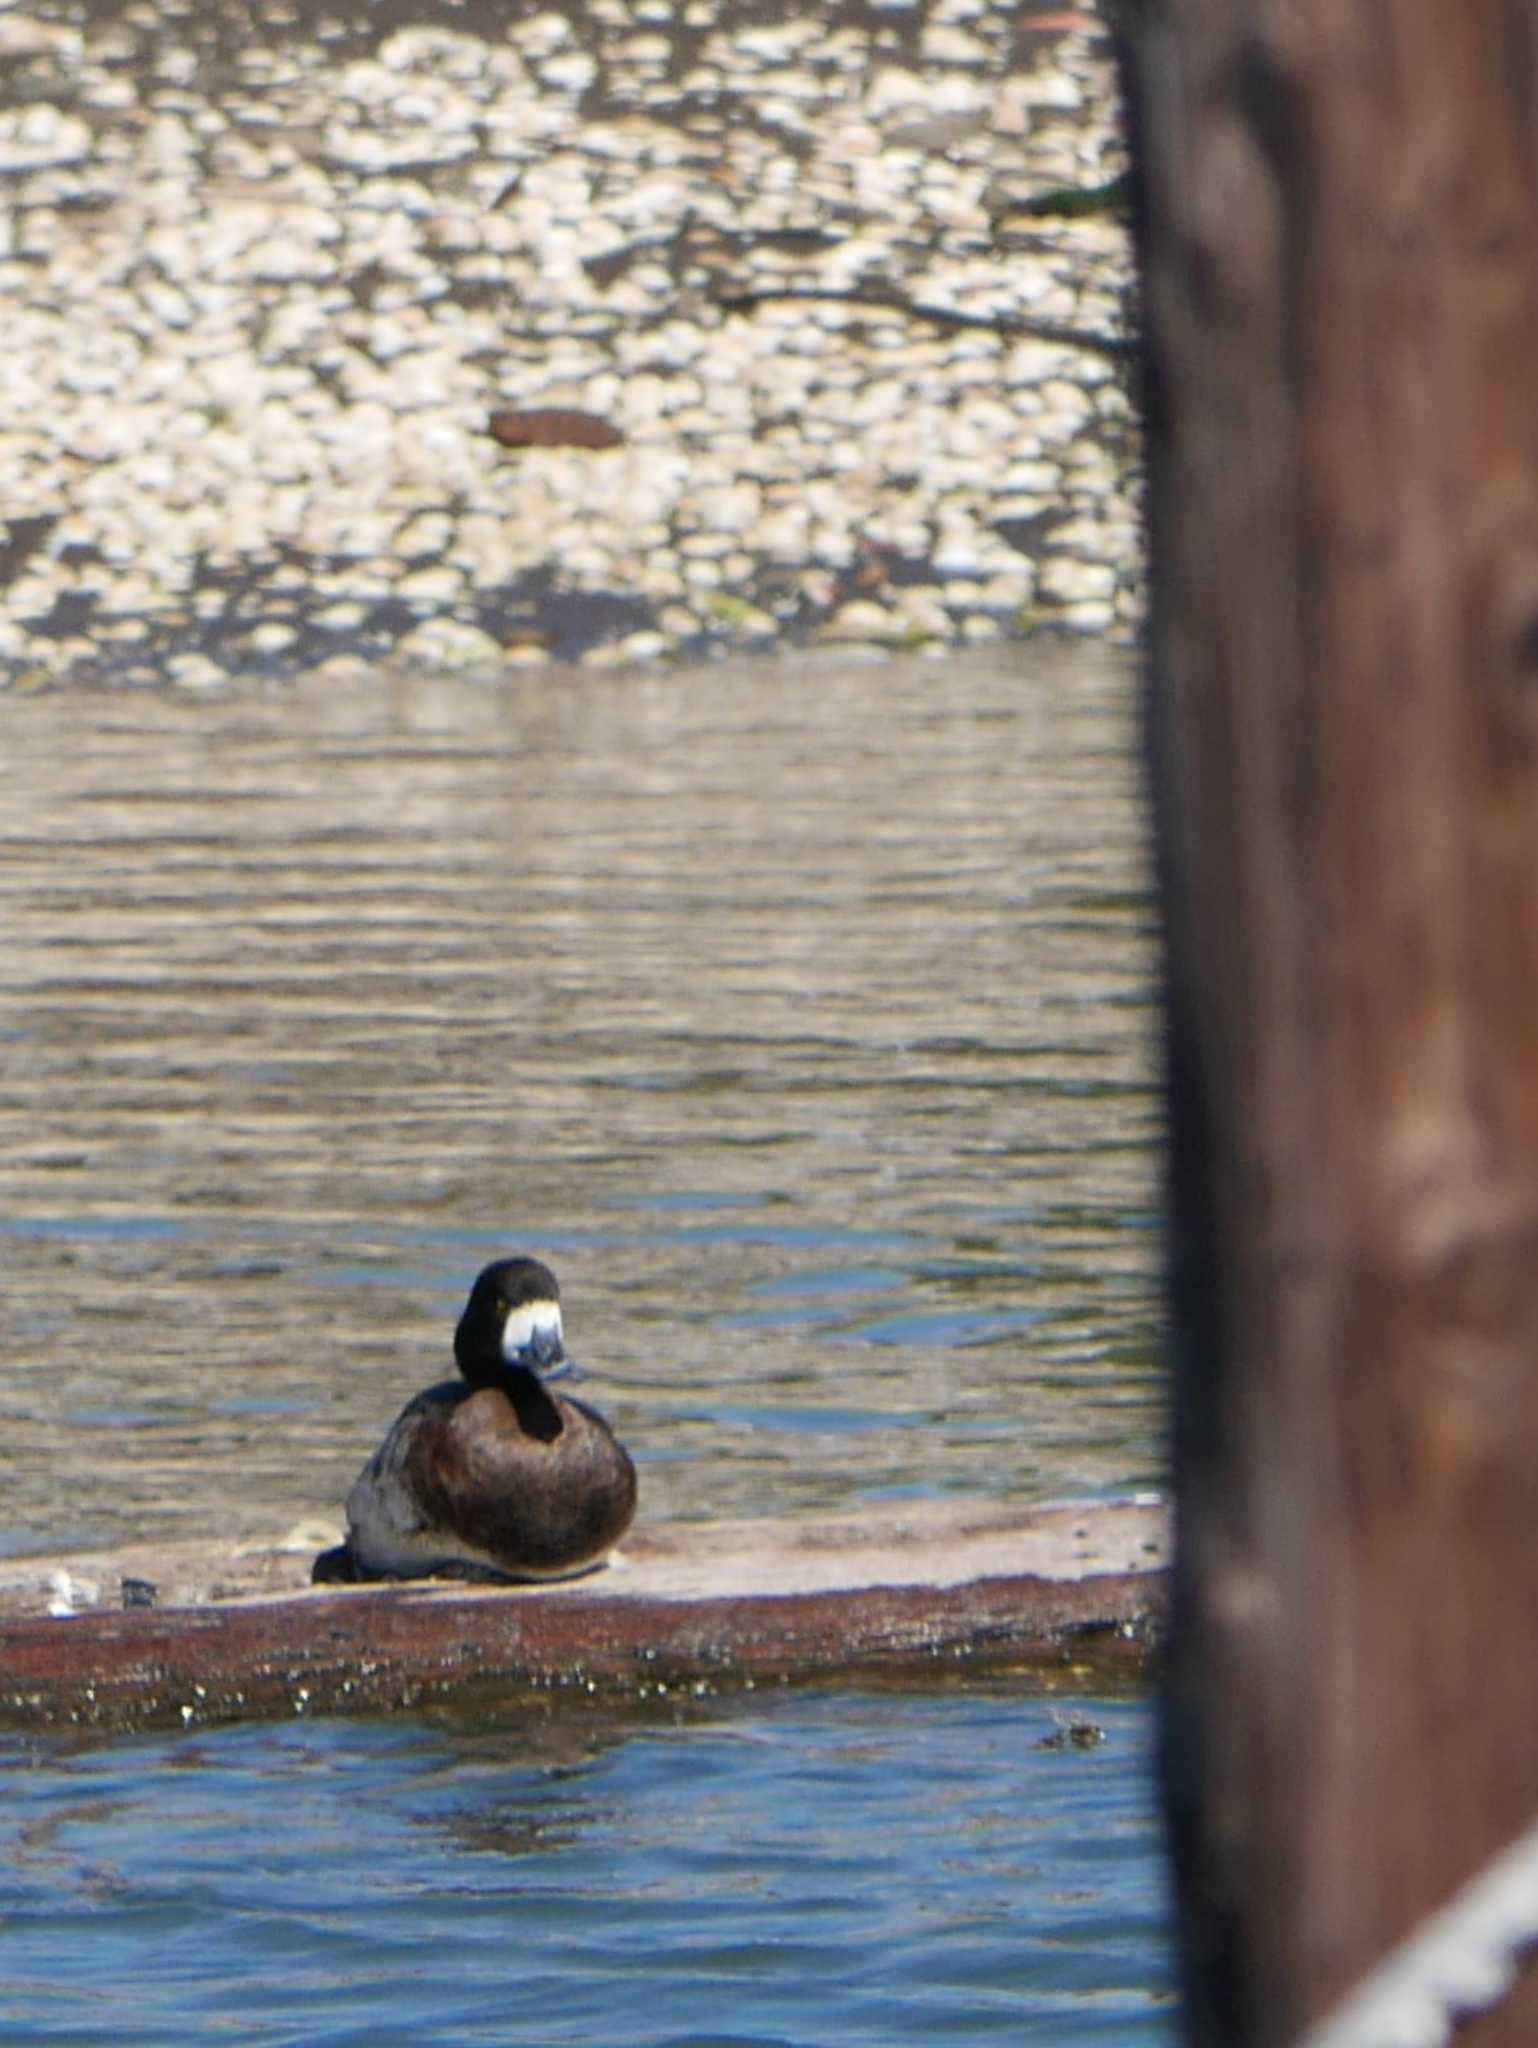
[0,1497,1168,1733]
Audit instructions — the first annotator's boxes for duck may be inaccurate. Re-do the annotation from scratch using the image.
[313,1256,637,1584]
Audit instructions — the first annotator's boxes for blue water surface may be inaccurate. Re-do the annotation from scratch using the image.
[0,1687,1174,2046]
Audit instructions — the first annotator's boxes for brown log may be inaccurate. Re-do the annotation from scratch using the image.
[0,1498,1167,1734]
[488,406,624,450]
[1121,2,1538,2041]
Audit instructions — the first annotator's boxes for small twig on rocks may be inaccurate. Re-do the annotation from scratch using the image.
[1006,173,1134,220]
[710,284,1134,361]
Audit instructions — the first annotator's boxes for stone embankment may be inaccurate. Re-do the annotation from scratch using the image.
[0,1,1138,685]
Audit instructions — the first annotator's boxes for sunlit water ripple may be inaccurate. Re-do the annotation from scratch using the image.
[0,647,1160,1557]
[0,1686,1174,2046]
[0,646,1170,2039]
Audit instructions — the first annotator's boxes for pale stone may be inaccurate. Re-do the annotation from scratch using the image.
[0,105,90,172]
[5,573,60,619]
[621,33,672,65]
[397,565,464,604]
[578,638,632,668]
[816,600,909,644]
[247,621,297,653]
[540,51,597,92]
[513,14,574,56]
[704,595,776,637]
[1051,516,1114,553]
[681,480,761,538]
[1001,461,1063,495]
[1056,600,1116,632]
[303,653,373,685]
[677,532,733,559]
[864,66,930,119]
[616,629,669,661]
[395,618,504,669]
[894,590,953,639]
[0,15,82,60]
[0,0,1141,677]
[448,522,519,588]
[932,534,984,577]
[751,504,810,558]
[920,23,989,64]
[167,652,229,689]
[1038,557,1117,603]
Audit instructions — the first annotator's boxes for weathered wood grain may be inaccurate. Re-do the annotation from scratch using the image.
[1122,2,1538,2040]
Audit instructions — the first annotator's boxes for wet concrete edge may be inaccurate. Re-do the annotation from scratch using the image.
[0,1500,1169,1732]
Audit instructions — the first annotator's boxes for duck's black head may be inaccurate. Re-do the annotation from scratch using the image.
[454,1256,570,1389]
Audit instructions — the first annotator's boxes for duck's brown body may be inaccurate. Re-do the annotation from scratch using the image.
[317,1255,637,1585]
[344,1375,637,1580]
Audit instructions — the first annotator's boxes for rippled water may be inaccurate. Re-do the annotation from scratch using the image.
[0,647,1169,2035]
[0,1684,1173,2045]
[0,646,1158,1558]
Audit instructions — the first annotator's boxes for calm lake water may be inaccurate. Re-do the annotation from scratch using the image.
[0,1686,1174,2046]
[0,645,1168,2038]
[0,646,1159,1557]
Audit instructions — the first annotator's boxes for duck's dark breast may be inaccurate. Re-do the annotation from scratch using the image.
[413,1387,637,1577]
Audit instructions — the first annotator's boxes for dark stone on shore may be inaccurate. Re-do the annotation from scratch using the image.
[489,408,626,451]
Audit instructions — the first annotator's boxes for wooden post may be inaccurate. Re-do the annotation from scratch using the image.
[1119,3,1538,2041]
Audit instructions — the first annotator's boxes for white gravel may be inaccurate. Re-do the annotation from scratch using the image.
[0,0,1140,685]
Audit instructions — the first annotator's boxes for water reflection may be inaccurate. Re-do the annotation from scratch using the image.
[0,1688,1173,2045]
[0,648,1159,1555]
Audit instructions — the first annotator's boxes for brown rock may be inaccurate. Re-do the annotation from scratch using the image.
[489,407,625,450]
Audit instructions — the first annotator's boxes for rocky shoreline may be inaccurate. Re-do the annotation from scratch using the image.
[0,0,1138,687]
